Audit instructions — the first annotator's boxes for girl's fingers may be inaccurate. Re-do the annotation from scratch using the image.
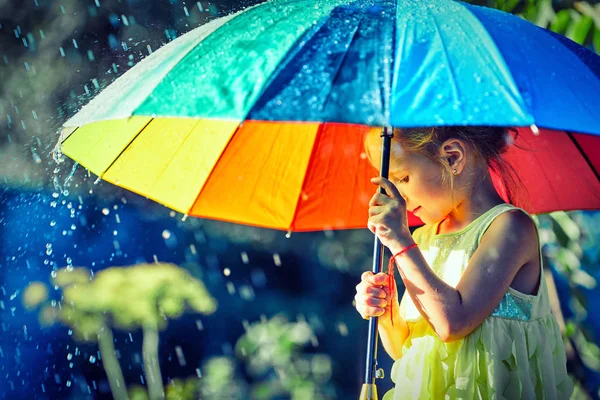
[368,205,387,217]
[362,306,385,318]
[365,286,387,298]
[355,294,387,308]
[366,272,389,286]
[369,193,390,207]
[355,283,386,299]
[371,177,402,200]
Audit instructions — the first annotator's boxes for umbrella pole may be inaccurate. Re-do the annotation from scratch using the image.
[360,127,393,400]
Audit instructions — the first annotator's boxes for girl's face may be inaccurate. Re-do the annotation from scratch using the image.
[387,149,456,226]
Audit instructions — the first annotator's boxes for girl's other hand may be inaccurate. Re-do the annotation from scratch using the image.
[354,271,399,324]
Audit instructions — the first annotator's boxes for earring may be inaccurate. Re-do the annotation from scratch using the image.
[452,169,458,175]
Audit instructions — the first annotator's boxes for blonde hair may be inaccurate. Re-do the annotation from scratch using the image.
[365,126,528,209]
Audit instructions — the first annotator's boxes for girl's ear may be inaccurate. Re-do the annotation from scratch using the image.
[440,139,467,174]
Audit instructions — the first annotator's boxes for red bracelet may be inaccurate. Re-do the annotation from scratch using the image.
[387,243,418,326]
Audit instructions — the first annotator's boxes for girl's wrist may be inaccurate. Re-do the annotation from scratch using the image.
[389,234,415,255]
[379,310,400,330]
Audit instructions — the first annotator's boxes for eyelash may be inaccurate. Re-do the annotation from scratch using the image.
[400,176,409,183]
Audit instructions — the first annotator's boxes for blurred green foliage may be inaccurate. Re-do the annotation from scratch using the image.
[469,1,600,52]
[22,263,217,400]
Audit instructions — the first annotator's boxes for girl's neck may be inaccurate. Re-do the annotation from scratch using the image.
[437,173,505,235]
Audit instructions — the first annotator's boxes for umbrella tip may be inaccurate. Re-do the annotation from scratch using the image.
[285,230,292,239]
[530,124,539,135]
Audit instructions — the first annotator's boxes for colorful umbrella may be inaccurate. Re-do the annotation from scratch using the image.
[56,0,600,398]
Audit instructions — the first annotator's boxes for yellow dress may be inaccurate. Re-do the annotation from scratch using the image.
[383,204,573,400]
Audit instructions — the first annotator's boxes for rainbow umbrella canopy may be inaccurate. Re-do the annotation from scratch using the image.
[57,0,600,232]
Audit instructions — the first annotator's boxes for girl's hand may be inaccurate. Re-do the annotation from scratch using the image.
[354,271,399,323]
[368,177,412,250]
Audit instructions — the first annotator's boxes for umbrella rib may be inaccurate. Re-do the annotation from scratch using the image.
[320,17,362,114]
[100,118,154,178]
[566,131,600,183]
[428,12,462,109]
[185,122,242,216]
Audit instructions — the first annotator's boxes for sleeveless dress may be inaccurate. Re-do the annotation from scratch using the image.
[383,203,573,400]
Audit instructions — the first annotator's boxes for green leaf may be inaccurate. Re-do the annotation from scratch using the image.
[550,10,572,34]
[594,26,600,54]
[530,0,556,28]
[566,13,594,44]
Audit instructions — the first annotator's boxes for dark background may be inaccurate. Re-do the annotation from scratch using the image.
[1,0,600,399]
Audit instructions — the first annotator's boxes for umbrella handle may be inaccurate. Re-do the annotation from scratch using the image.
[361,128,393,400]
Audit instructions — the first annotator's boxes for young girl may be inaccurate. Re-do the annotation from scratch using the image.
[355,126,573,399]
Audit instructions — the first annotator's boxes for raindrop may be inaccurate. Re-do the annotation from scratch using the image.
[273,253,281,267]
[175,346,186,366]
[195,320,204,330]
[89,355,96,363]
[72,39,78,49]
[226,282,236,295]
[50,220,56,227]
[337,322,349,336]
[67,353,73,360]
[241,252,249,264]
[223,268,231,276]
[101,208,110,215]
[162,230,171,239]
[31,147,41,164]
[196,368,202,378]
